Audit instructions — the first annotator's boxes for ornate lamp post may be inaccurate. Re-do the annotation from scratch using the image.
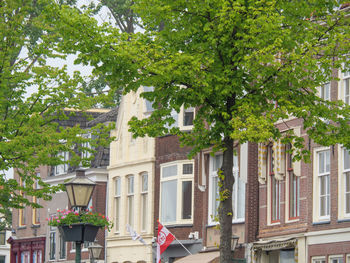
[88,242,103,263]
[63,170,96,263]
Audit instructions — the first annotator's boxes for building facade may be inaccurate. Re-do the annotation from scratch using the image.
[254,65,350,263]
[106,89,155,263]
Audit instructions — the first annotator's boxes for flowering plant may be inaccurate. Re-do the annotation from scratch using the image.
[47,207,113,231]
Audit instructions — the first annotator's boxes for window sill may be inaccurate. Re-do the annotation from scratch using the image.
[163,223,193,228]
[286,218,299,224]
[31,224,40,228]
[17,226,26,230]
[312,220,330,225]
[337,218,350,223]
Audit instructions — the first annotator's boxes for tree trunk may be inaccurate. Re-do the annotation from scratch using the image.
[219,136,235,263]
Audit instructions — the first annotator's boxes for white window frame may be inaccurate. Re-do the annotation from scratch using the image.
[313,147,331,222]
[343,59,350,104]
[127,175,134,227]
[81,132,92,162]
[140,172,148,232]
[114,177,121,233]
[208,153,245,225]
[160,160,194,225]
[319,82,331,101]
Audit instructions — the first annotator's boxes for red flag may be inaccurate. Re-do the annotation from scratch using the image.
[156,221,175,263]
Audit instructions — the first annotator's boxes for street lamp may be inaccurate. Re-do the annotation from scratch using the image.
[64,169,96,263]
[65,170,96,211]
[88,242,103,263]
[231,235,239,252]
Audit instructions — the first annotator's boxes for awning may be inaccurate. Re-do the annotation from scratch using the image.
[252,237,297,251]
[175,251,219,263]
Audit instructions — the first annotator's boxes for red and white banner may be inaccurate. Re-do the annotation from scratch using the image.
[156,221,175,263]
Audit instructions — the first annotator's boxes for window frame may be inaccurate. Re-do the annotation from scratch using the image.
[0,231,5,246]
[140,172,148,232]
[114,177,121,233]
[312,257,326,263]
[59,234,66,260]
[267,144,280,224]
[54,151,69,176]
[313,147,331,223]
[329,255,344,263]
[208,153,245,225]
[286,144,300,221]
[127,175,134,227]
[49,226,56,260]
[160,160,194,225]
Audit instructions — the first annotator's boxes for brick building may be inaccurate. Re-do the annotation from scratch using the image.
[253,65,350,263]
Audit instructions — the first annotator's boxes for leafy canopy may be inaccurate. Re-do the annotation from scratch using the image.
[0,0,113,230]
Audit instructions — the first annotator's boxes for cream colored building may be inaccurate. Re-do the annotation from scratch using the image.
[107,89,155,263]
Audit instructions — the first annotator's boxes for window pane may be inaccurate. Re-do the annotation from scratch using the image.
[213,155,223,171]
[49,232,56,260]
[183,108,194,126]
[141,173,148,192]
[344,149,350,170]
[280,250,295,263]
[59,235,66,259]
[345,79,350,104]
[211,176,219,218]
[128,196,134,226]
[128,176,134,194]
[183,164,193,175]
[182,181,192,219]
[161,180,177,223]
[115,178,121,196]
[237,177,245,219]
[141,194,148,231]
[162,165,177,178]
[115,198,120,231]
[0,232,5,245]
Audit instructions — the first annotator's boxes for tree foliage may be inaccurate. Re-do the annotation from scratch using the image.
[0,0,113,228]
[53,0,350,261]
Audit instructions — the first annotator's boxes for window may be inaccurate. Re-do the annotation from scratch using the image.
[32,250,42,263]
[19,179,26,226]
[81,133,92,166]
[0,256,5,263]
[312,258,326,263]
[32,176,40,225]
[344,149,350,215]
[127,175,134,227]
[54,151,69,175]
[329,256,344,263]
[114,177,121,232]
[140,172,148,231]
[343,61,350,104]
[320,83,331,101]
[209,154,221,224]
[143,86,154,114]
[183,107,194,126]
[49,227,56,260]
[314,149,331,222]
[208,153,245,224]
[287,144,299,220]
[59,234,66,259]
[0,231,5,245]
[160,161,194,224]
[21,251,30,263]
[268,144,280,223]
[318,150,330,218]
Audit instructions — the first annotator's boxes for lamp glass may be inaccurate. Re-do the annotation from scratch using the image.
[65,174,96,208]
[89,243,103,259]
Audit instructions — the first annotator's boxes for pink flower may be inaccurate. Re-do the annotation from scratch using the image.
[57,220,60,223]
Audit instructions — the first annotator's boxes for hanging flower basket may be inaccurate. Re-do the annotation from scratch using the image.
[58,223,99,242]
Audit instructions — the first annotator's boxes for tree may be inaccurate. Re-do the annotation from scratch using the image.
[53,0,350,261]
[0,0,112,228]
